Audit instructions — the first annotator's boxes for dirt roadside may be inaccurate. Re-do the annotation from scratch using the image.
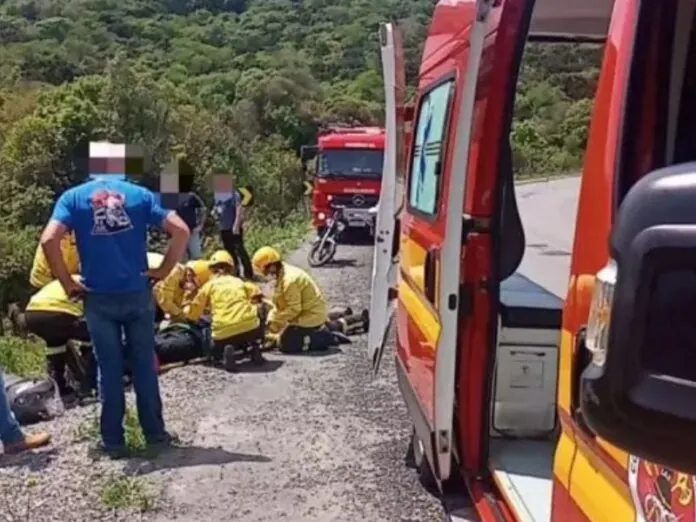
[145,239,445,522]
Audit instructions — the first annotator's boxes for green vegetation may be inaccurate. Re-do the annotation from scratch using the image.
[75,405,147,454]
[0,335,46,376]
[98,474,157,512]
[0,0,602,316]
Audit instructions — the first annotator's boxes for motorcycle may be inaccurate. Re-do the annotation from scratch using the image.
[308,207,348,267]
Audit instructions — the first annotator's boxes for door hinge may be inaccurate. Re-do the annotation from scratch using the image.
[462,214,490,244]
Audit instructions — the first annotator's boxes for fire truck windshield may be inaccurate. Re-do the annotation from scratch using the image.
[317,149,384,178]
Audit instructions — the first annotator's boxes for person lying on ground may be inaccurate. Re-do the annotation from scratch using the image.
[182,250,266,370]
[0,372,51,455]
[39,158,189,459]
[24,275,92,400]
[153,257,211,324]
[30,231,80,290]
[251,246,350,354]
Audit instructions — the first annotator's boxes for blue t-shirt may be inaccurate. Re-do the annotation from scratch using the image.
[50,179,169,294]
[216,191,241,231]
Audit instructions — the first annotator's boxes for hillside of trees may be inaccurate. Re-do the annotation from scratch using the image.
[0,0,602,316]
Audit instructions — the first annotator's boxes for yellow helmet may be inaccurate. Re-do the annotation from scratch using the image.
[186,260,211,285]
[147,252,165,269]
[209,249,235,268]
[252,246,281,274]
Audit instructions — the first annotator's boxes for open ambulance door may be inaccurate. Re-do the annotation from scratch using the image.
[368,22,407,374]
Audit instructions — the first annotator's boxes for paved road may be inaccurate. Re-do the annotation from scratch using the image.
[147,176,580,522]
[516,176,580,297]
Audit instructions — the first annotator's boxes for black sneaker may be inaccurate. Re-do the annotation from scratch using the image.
[147,432,180,451]
[89,441,129,460]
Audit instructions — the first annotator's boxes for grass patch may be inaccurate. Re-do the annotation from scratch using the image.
[99,474,157,512]
[75,405,146,454]
[0,335,46,377]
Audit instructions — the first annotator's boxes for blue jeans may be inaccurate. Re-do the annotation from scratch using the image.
[84,291,166,449]
[183,229,202,261]
[0,372,23,446]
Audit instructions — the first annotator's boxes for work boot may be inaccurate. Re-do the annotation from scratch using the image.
[250,344,266,365]
[4,432,51,455]
[222,345,239,372]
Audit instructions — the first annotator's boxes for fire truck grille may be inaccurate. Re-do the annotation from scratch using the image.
[331,194,379,208]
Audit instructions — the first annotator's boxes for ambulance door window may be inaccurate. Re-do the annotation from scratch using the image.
[407,79,454,217]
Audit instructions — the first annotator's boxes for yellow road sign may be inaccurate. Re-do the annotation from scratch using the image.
[239,186,254,206]
[303,181,313,196]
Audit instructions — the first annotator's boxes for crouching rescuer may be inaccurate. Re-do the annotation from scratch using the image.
[152,254,211,324]
[24,275,92,399]
[251,246,351,353]
[182,250,266,371]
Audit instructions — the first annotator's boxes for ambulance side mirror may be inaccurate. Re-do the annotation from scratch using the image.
[580,163,696,474]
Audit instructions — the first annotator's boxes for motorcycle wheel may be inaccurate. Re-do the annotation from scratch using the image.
[308,237,337,267]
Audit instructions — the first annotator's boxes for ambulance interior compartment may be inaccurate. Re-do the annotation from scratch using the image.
[489,272,562,522]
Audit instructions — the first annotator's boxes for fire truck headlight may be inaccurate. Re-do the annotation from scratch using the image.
[318,212,326,220]
[585,259,617,367]
[327,195,333,201]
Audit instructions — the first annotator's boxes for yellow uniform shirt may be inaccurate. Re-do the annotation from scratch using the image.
[269,263,327,330]
[183,274,261,340]
[26,277,83,317]
[153,263,186,321]
[29,233,80,289]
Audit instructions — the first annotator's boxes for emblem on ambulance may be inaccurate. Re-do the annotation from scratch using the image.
[628,455,696,522]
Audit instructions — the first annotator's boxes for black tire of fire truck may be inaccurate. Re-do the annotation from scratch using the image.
[307,237,337,267]
[407,428,438,493]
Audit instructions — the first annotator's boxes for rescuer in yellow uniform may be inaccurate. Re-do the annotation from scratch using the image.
[24,275,90,398]
[183,250,266,370]
[251,246,350,353]
[152,256,211,324]
[29,232,80,290]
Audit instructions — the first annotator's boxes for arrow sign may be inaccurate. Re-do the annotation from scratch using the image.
[303,180,313,196]
[238,186,254,207]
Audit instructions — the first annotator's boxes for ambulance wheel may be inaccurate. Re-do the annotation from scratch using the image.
[408,428,438,492]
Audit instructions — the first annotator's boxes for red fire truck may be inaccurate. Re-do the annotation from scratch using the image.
[301,127,385,234]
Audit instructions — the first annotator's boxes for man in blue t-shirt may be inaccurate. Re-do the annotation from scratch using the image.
[39,175,189,457]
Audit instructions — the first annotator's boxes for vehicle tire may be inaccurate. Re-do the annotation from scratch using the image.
[307,238,337,267]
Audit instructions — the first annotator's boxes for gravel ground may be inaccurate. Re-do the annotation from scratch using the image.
[0,176,580,521]
[147,238,446,522]
[0,237,444,522]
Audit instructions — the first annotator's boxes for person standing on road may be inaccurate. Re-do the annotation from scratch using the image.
[173,158,206,262]
[215,173,253,280]
[0,372,51,454]
[39,142,190,458]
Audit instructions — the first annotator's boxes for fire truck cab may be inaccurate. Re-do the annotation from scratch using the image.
[370,0,696,521]
[301,127,385,234]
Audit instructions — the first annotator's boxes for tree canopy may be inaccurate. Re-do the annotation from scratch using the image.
[0,0,601,315]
